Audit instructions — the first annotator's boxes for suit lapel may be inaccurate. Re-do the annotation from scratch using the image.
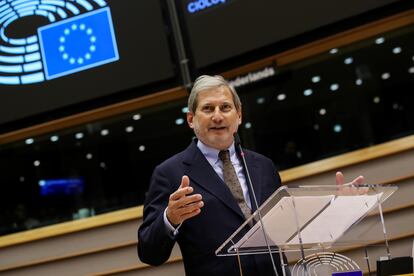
[183,141,245,219]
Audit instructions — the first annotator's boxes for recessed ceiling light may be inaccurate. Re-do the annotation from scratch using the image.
[333,124,342,133]
[373,97,380,104]
[101,129,109,136]
[355,79,363,86]
[86,153,93,159]
[408,67,414,74]
[381,73,390,80]
[277,94,286,101]
[34,160,40,167]
[256,97,265,104]
[133,114,141,120]
[392,47,402,54]
[139,145,146,152]
[50,135,59,142]
[311,76,321,83]
[125,126,134,133]
[75,132,84,139]
[182,107,189,113]
[25,138,34,145]
[330,83,339,91]
[329,48,338,54]
[303,89,313,96]
[319,108,327,115]
[175,118,185,125]
[375,37,385,44]
[344,57,353,65]
[245,122,252,129]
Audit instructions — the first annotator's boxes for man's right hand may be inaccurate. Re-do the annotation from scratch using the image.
[166,175,203,226]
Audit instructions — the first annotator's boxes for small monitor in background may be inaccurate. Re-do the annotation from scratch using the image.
[39,178,84,196]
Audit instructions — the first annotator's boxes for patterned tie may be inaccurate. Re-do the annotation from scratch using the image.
[219,150,251,219]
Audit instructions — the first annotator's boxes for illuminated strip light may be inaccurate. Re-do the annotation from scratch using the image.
[25,43,39,52]
[9,37,27,45]
[12,0,37,6]
[0,55,24,63]
[41,0,66,7]
[76,0,93,11]
[0,76,20,84]
[14,1,41,10]
[27,35,37,43]
[0,0,108,85]
[0,64,23,73]
[23,61,42,72]
[65,2,80,15]
[93,0,106,7]
[0,10,15,24]
[18,10,34,17]
[38,4,58,12]
[21,72,44,83]
[0,45,25,54]
[25,52,41,62]
[187,0,226,14]
[56,7,67,18]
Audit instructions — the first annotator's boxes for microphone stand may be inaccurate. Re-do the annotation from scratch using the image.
[233,133,285,276]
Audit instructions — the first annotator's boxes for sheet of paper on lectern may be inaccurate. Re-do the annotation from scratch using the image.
[231,195,334,250]
[288,193,382,244]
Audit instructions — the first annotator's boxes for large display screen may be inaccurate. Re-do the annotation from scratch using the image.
[0,0,175,127]
[178,0,404,68]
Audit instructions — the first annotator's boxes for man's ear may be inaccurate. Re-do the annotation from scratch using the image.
[187,112,195,129]
[237,110,242,125]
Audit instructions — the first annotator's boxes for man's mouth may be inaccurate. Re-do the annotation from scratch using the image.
[209,126,227,131]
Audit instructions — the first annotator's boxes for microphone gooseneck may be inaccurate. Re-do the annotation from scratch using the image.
[233,133,284,276]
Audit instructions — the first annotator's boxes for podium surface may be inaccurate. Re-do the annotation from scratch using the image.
[216,184,397,256]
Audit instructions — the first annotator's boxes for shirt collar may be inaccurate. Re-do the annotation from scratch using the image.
[197,140,236,165]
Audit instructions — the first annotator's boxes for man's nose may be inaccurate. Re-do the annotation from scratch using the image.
[211,107,224,121]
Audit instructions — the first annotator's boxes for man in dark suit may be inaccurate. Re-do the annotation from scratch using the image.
[137,75,363,276]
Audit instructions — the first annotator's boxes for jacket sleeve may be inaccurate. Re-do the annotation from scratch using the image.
[137,165,178,266]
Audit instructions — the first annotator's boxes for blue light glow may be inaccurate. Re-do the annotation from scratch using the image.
[38,178,84,196]
[187,0,226,14]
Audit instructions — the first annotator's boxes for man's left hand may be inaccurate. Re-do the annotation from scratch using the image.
[336,171,364,185]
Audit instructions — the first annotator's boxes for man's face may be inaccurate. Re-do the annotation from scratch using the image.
[187,86,242,150]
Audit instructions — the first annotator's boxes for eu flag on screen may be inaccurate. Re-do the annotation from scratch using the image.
[38,7,119,80]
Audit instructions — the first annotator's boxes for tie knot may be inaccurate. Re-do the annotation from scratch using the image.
[218,150,230,162]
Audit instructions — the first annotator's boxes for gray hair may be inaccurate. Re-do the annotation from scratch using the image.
[188,75,241,113]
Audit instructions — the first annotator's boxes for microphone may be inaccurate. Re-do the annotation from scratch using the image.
[233,133,285,276]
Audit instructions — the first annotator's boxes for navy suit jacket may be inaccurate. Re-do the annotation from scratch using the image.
[138,140,288,276]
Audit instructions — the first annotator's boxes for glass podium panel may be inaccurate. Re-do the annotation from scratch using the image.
[216,184,397,257]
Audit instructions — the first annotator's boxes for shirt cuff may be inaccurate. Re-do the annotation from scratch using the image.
[163,207,182,236]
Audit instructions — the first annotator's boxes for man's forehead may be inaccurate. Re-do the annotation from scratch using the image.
[197,87,233,103]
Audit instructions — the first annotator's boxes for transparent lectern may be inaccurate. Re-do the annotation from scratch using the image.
[216,184,397,276]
